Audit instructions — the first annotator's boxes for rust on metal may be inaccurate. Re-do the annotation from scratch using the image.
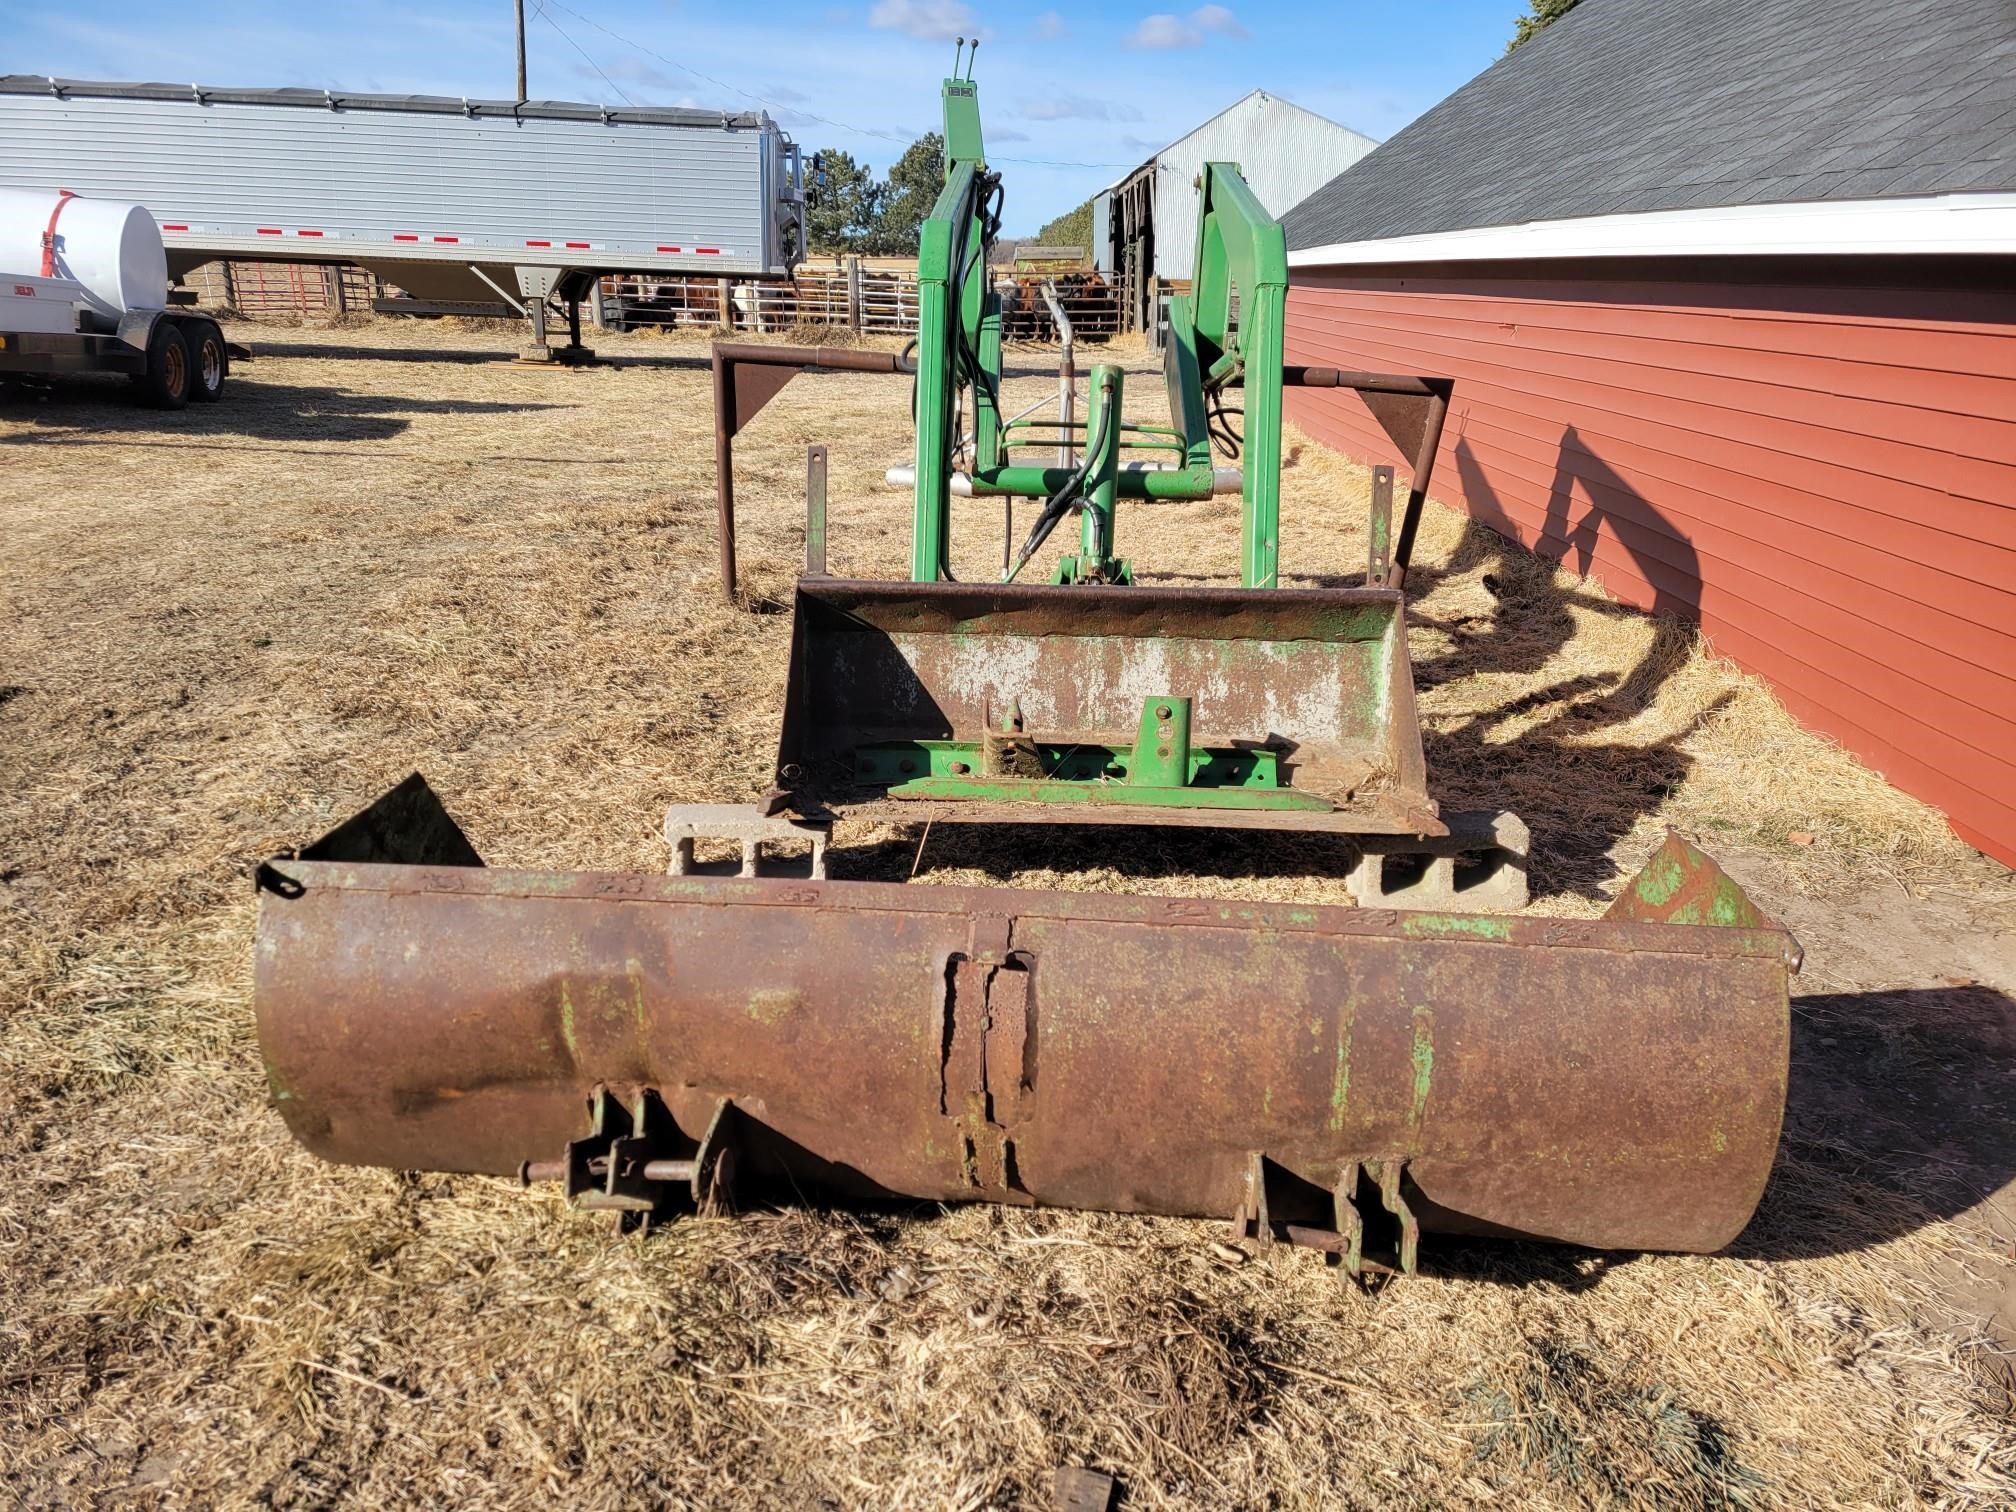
[254,780,1793,1263]
[711,341,910,601]
[771,578,1445,835]
[1281,365,1453,589]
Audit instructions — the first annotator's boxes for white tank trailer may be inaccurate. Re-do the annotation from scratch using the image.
[0,76,806,361]
[0,187,234,407]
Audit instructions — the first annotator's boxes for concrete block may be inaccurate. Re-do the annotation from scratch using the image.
[1348,810,1529,912]
[663,803,830,880]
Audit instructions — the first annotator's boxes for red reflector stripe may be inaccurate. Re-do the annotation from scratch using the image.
[297,229,324,237]
[696,247,721,255]
[433,235,458,243]
[525,240,551,247]
[565,241,590,249]
[256,227,281,235]
[656,245,681,253]
[161,223,188,231]
[393,234,419,241]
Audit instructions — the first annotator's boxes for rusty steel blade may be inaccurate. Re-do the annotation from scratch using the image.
[255,828,1793,1256]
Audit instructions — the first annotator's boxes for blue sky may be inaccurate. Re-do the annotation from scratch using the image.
[11,1,1518,229]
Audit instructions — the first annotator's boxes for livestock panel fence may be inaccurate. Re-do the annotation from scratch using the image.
[178,256,1120,340]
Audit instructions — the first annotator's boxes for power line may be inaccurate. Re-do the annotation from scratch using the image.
[537,0,1141,169]
[531,1,635,106]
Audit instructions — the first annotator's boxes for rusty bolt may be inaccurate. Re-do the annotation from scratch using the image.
[950,761,971,775]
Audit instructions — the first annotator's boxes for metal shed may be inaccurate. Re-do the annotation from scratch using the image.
[1100,91,1376,332]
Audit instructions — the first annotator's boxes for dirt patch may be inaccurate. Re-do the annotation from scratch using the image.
[2,319,2012,1507]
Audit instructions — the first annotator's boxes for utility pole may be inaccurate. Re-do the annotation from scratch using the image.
[514,0,528,100]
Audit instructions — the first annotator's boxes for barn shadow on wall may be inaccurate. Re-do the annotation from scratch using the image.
[1405,427,1727,902]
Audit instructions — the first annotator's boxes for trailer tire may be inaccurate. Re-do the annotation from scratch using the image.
[135,321,192,410]
[184,319,227,403]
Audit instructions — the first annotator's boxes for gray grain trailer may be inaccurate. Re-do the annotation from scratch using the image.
[0,76,804,359]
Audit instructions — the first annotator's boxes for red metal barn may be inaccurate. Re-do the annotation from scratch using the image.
[1279,0,2016,867]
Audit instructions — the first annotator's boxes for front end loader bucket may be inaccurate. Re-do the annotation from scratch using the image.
[254,780,1795,1267]
[772,580,1445,835]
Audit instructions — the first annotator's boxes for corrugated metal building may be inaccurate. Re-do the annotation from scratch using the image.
[1280,0,2016,869]
[1092,91,1375,331]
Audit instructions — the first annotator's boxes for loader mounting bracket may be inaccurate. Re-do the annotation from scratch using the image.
[523,1088,741,1233]
[1231,1154,1420,1278]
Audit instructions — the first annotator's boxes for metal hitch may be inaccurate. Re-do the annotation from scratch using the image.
[255,780,1795,1272]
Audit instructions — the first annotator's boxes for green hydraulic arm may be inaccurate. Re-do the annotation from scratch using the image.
[1173,161,1287,588]
[905,78,1287,591]
[910,71,1000,580]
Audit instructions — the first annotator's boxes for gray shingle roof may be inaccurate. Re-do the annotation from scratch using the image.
[1283,0,2016,250]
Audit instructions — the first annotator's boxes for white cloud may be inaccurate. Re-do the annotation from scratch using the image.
[1128,7,1248,48]
[991,125,1032,142]
[1192,5,1249,38]
[1020,93,1142,122]
[868,0,977,41]
[1129,13,1199,48]
[1033,10,1067,39]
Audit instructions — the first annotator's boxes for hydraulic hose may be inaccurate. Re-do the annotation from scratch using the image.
[1002,372,1117,583]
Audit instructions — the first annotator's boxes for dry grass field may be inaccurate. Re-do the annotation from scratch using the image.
[2,317,2013,1508]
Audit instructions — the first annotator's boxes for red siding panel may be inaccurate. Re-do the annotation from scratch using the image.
[1287,267,2016,869]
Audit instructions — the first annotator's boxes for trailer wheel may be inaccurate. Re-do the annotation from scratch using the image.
[136,321,192,410]
[185,319,227,403]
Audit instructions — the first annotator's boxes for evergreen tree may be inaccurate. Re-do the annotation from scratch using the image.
[803,149,880,254]
[1507,0,1581,51]
[1037,199,1094,249]
[866,133,947,256]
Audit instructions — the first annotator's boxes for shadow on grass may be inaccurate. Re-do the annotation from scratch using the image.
[239,340,717,373]
[707,977,2014,1285]
[0,377,577,443]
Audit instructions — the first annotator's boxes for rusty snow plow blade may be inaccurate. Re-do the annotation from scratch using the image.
[254,784,1794,1271]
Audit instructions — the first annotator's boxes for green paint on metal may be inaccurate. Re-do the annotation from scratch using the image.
[1632,852,1687,908]
[1400,914,1513,942]
[885,775,1330,811]
[1185,162,1286,588]
[1410,1009,1435,1126]
[1327,1007,1354,1132]
[1129,695,1191,787]
[855,727,1307,802]
[1076,363,1125,580]
[1710,875,1760,927]
[940,78,984,166]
